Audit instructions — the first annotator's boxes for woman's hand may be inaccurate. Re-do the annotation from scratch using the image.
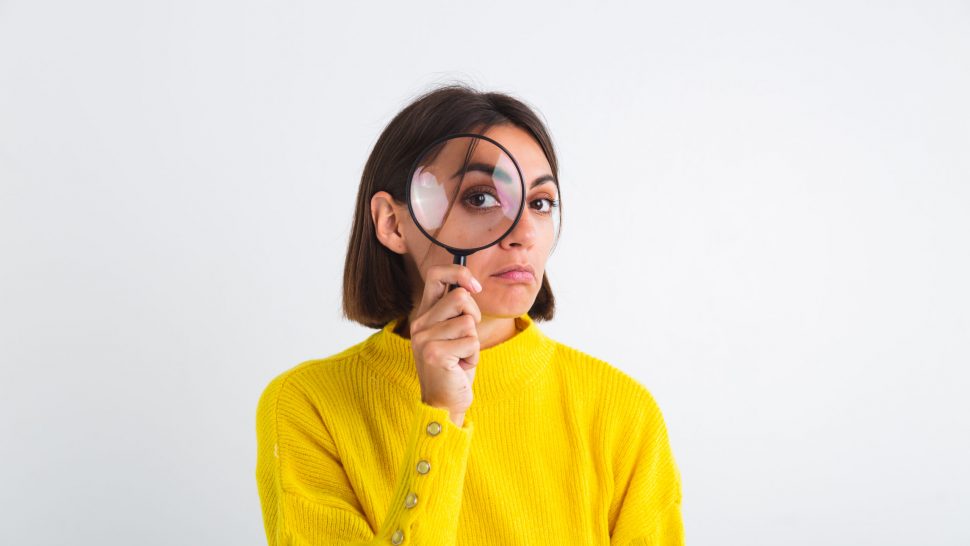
[409,264,483,427]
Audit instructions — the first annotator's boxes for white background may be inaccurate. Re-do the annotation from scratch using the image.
[1,1,968,545]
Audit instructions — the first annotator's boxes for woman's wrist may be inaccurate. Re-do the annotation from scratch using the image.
[449,412,465,427]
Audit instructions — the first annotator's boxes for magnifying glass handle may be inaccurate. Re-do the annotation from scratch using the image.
[448,254,467,292]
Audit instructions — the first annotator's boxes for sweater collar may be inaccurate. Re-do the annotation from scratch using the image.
[359,313,556,404]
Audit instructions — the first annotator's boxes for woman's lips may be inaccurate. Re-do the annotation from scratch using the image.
[492,270,535,283]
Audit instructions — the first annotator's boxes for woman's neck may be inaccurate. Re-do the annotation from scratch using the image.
[394,312,520,349]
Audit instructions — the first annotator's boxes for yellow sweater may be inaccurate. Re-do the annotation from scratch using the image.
[255,313,684,545]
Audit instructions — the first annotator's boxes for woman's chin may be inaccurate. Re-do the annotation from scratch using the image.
[476,295,536,319]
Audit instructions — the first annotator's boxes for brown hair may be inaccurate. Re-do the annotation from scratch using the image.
[342,82,561,329]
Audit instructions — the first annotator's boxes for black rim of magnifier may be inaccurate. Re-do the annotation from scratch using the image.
[405,132,527,259]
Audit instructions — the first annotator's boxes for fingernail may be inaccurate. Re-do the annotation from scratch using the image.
[471,278,482,292]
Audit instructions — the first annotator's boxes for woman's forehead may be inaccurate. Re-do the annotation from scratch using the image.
[481,125,552,176]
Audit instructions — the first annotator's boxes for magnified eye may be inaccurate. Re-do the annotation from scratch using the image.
[463,188,501,211]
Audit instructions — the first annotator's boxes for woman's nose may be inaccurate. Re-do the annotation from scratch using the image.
[499,205,536,249]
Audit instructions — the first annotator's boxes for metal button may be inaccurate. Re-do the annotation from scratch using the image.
[426,421,442,436]
[391,529,404,544]
[416,459,431,475]
[404,492,418,508]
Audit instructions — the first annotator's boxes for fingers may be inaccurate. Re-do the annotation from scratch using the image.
[410,264,482,417]
[415,287,482,334]
[412,314,478,347]
[416,264,481,315]
[412,265,482,331]
[419,335,480,370]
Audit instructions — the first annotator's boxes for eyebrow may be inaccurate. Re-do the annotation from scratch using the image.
[453,162,559,190]
[529,174,558,190]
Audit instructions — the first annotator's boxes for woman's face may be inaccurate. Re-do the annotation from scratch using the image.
[399,124,560,319]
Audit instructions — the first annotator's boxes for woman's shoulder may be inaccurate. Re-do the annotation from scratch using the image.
[547,338,674,469]
[256,338,371,417]
[548,337,665,415]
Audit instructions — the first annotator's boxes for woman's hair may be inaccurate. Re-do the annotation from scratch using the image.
[342,83,560,329]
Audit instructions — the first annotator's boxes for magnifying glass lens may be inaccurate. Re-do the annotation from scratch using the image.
[409,135,524,252]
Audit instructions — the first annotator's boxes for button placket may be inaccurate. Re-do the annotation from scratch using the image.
[416,419,439,476]
[403,419,441,517]
[394,417,445,542]
[404,492,418,509]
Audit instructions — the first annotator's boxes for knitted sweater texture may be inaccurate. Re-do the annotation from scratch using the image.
[255,314,684,545]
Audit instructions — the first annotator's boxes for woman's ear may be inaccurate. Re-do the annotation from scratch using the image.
[370,191,408,255]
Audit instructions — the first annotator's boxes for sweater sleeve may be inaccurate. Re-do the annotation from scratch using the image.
[608,386,684,546]
[255,371,475,545]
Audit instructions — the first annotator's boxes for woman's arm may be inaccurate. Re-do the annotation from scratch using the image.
[608,385,684,546]
[255,372,474,545]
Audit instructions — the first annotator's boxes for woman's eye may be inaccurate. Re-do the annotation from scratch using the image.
[531,197,558,213]
[465,192,500,209]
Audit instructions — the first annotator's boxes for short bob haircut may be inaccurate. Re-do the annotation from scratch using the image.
[342,83,561,329]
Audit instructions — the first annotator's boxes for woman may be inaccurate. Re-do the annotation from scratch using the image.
[255,84,684,545]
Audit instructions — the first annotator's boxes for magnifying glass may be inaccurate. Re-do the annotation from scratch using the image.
[406,133,527,292]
